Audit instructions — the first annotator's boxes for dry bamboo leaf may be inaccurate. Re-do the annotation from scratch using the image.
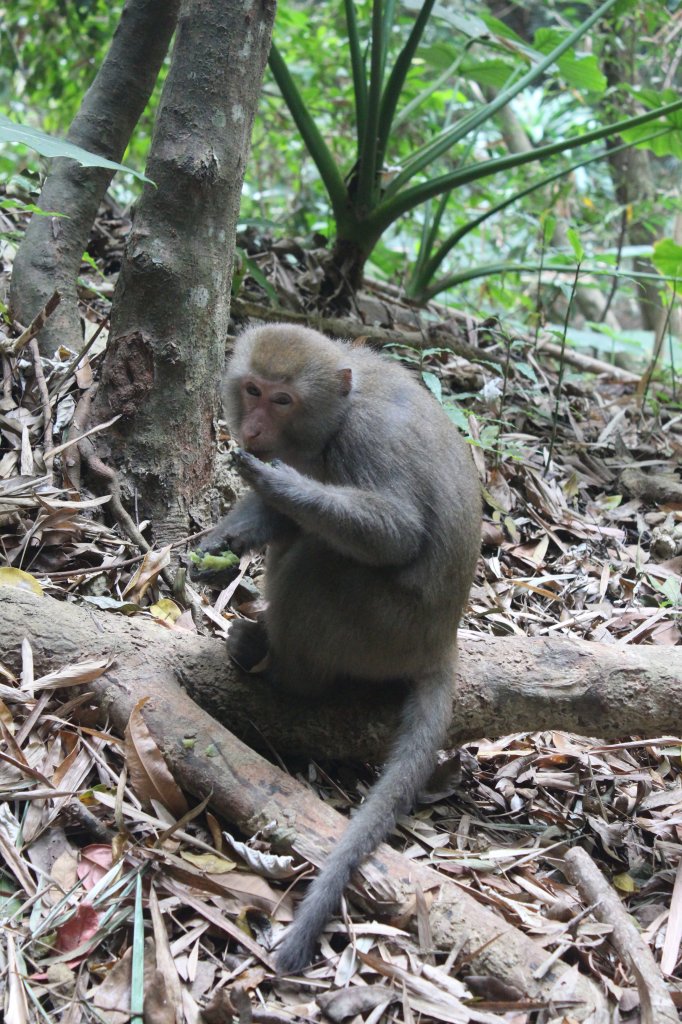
[180,851,237,874]
[148,885,184,1024]
[123,545,172,602]
[6,932,30,1024]
[32,655,113,691]
[661,858,682,976]
[222,830,300,879]
[91,965,132,1024]
[124,698,189,818]
[317,985,397,1022]
[0,568,43,596]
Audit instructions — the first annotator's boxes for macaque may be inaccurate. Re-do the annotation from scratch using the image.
[200,324,481,973]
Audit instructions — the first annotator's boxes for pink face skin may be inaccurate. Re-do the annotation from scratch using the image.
[238,375,298,455]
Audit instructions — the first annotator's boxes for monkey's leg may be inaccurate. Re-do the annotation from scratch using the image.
[227,619,270,673]
[229,611,330,692]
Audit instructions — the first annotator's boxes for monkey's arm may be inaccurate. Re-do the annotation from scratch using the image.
[235,451,423,566]
[199,491,294,556]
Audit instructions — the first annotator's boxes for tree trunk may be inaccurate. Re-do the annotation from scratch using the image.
[602,13,681,344]
[93,0,276,542]
[327,235,370,302]
[1,588,680,761]
[9,0,179,356]
[0,586,611,1021]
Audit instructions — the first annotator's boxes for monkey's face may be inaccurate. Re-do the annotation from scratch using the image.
[237,374,299,458]
[233,365,353,464]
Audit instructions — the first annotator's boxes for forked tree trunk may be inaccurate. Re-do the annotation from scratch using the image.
[93,0,276,541]
[10,0,180,355]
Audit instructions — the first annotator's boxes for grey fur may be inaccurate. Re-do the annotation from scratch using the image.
[201,324,481,973]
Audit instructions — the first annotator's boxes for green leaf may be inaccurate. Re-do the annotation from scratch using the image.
[422,370,443,402]
[534,29,607,93]
[515,362,538,384]
[0,197,63,216]
[621,96,682,158]
[428,6,489,38]
[460,57,521,91]
[417,42,459,73]
[542,215,557,246]
[648,575,682,607]
[566,228,585,262]
[479,12,525,44]
[652,238,682,280]
[444,400,470,432]
[0,114,151,183]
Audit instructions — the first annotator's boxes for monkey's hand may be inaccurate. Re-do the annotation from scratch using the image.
[199,489,293,559]
[232,449,297,490]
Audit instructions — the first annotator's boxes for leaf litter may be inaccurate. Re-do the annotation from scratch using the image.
[0,200,681,1021]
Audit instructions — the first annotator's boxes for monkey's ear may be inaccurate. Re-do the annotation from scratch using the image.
[338,367,353,396]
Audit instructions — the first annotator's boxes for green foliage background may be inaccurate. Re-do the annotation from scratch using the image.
[0,0,680,362]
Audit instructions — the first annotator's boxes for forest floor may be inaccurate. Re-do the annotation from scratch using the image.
[1,200,682,1023]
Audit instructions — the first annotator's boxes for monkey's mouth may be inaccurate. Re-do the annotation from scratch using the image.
[242,446,273,461]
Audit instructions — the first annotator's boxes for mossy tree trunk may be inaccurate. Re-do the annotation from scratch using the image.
[93,0,277,541]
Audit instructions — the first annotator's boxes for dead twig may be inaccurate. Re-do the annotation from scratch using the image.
[63,386,185,596]
[2,291,61,356]
[28,339,54,480]
[63,384,95,493]
[44,526,217,581]
[65,385,150,552]
[564,846,678,1024]
[536,337,639,383]
[49,314,109,400]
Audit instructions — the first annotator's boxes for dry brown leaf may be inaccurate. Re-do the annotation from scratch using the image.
[317,985,397,1022]
[661,858,682,975]
[124,698,189,818]
[123,545,172,602]
[32,655,113,691]
[148,886,184,1024]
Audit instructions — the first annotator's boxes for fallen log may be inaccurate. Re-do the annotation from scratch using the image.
[1,588,678,760]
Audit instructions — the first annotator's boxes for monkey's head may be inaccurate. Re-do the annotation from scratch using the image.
[224,325,353,460]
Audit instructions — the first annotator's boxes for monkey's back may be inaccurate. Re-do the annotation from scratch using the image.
[340,342,480,585]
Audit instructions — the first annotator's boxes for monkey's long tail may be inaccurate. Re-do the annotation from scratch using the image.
[275,662,454,974]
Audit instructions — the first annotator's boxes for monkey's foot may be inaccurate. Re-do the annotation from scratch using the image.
[228,619,270,674]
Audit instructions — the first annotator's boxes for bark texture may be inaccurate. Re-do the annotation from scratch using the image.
[94,0,276,542]
[9,0,179,355]
[0,587,609,1020]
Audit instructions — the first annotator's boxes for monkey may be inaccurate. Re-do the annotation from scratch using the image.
[199,323,481,974]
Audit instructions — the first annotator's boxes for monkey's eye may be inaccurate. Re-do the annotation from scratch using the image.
[245,382,261,397]
[271,393,293,406]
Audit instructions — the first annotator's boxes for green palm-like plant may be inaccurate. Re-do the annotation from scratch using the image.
[269,0,682,299]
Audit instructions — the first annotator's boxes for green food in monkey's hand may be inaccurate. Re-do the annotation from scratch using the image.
[190,549,239,572]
